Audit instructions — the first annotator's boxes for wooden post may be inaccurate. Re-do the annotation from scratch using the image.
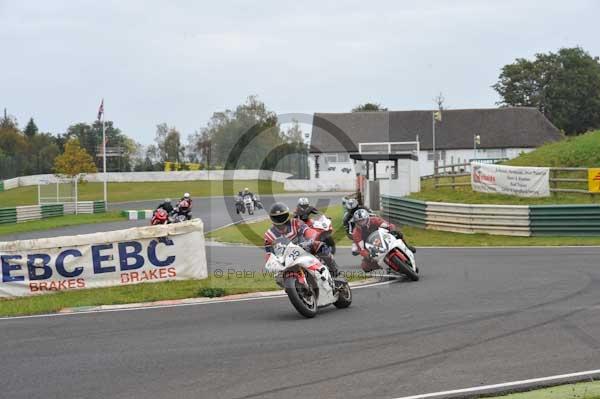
[551,169,557,197]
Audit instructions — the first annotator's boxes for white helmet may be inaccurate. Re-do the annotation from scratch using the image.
[345,198,358,210]
[183,192,190,199]
[165,198,171,203]
[353,208,370,227]
[298,197,309,208]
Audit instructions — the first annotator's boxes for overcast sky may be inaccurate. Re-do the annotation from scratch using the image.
[1,0,599,144]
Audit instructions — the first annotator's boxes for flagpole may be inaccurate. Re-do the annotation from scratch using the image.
[102,104,107,209]
[432,111,437,176]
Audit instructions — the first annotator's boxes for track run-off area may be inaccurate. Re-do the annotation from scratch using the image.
[1,194,599,398]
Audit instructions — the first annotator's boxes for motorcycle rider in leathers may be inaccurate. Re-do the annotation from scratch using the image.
[264,202,339,277]
[351,209,416,272]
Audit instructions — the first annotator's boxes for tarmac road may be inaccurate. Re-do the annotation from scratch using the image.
[1,246,600,398]
[2,194,600,398]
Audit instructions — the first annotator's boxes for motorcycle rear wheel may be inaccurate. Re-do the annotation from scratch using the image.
[333,280,352,309]
[284,277,317,318]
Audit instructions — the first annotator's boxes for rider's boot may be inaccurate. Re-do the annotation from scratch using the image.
[320,254,340,278]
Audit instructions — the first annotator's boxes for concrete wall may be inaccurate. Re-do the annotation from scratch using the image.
[6,170,293,189]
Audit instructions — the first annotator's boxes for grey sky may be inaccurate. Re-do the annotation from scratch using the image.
[1,0,599,145]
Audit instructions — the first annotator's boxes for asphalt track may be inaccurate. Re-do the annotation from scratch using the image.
[1,196,600,398]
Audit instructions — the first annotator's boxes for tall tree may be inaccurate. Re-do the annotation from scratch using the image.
[53,138,98,178]
[24,118,38,138]
[493,47,600,134]
[155,123,184,162]
[352,103,388,112]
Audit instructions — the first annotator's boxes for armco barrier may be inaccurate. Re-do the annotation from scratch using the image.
[426,202,530,236]
[381,196,531,236]
[530,205,600,236]
[381,196,427,228]
[122,210,153,220]
[0,201,107,225]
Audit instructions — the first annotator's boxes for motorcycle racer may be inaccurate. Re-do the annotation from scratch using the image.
[294,197,320,222]
[265,202,339,277]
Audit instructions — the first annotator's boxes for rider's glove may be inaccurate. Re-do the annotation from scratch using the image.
[360,249,370,258]
[299,240,314,251]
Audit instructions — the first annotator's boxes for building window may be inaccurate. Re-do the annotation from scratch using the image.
[325,153,350,163]
[427,151,445,161]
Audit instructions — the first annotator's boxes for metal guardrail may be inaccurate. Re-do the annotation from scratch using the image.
[530,204,600,236]
[0,201,107,225]
[380,196,427,228]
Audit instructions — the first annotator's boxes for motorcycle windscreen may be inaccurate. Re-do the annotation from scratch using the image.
[366,230,388,253]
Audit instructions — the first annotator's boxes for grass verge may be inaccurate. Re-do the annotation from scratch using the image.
[0,272,368,317]
[487,381,600,399]
[0,212,126,237]
[409,175,600,205]
[0,179,286,207]
[207,205,600,247]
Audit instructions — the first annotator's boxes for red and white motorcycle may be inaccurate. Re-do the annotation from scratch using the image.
[364,228,420,281]
[305,214,336,254]
[265,237,352,318]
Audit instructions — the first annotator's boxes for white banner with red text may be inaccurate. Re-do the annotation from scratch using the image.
[0,220,207,297]
[471,162,550,197]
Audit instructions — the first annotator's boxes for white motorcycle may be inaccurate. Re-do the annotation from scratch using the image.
[265,237,352,318]
[243,194,255,215]
[364,228,420,281]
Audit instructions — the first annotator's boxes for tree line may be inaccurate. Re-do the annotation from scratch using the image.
[0,96,309,180]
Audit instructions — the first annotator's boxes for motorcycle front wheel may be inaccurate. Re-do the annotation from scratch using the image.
[390,252,420,281]
[284,277,317,318]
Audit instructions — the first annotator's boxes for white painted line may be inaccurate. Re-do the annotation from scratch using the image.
[0,279,393,321]
[393,369,600,399]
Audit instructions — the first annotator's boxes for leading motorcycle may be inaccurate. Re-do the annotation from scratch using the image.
[265,237,352,318]
[364,228,420,281]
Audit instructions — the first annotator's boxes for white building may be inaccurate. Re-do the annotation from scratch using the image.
[296,107,562,192]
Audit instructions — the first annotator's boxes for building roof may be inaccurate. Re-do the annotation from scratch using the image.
[310,107,563,153]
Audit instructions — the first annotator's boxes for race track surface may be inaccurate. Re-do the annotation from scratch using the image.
[2,246,600,398]
[1,194,600,398]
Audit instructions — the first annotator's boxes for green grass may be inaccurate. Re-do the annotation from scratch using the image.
[409,130,600,205]
[0,269,368,317]
[208,205,600,247]
[506,130,600,168]
[0,212,126,237]
[487,381,600,399]
[207,205,353,246]
[0,180,286,207]
[410,176,600,205]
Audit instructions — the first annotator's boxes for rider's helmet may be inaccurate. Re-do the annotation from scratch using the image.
[345,198,358,210]
[164,198,171,203]
[353,208,370,227]
[244,187,249,192]
[183,192,190,199]
[298,197,309,209]
[269,202,290,225]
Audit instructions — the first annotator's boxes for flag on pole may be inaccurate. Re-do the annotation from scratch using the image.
[433,110,442,122]
[97,99,104,121]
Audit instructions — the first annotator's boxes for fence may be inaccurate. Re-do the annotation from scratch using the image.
[432,163,600,197]
[0,201,106,225]
[381,195,600,236]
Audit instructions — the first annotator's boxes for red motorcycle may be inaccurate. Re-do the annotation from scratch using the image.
[150,208,169,225]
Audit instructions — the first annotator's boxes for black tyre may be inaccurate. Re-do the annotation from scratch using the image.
[324,236,336,255]
[284,277,317,318]
[391,253,419,281]
[333,280,352,309]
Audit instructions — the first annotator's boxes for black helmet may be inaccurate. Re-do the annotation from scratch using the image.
[269,202,290,225]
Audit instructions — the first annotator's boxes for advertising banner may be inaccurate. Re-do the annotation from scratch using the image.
[471,162,550,197]
[0,220,207,297]
[588,168,600,192]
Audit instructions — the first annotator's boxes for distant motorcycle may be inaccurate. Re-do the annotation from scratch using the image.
[150,208,187,225]
[305,214,336,254]
[364,228,420,281]
[243,194,255,215]
[265,237,352,318]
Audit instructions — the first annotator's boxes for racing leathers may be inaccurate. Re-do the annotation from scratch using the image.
[156,200,174,214]
[352,216,396,272]
[294,205,319,223]
[264,218,339,277]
